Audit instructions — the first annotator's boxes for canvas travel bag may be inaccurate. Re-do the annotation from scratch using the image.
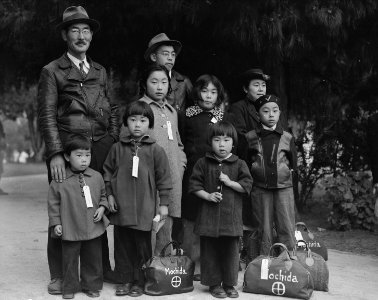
[143,241,195,296]
[243,243,314,300]
[295,222,328,261]
[292,240,329,292]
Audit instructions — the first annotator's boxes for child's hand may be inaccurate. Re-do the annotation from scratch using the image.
[54,225,62,237]
[207,192,222,203]
[94,206,105,222]
[108,195,118,213]
[158,205,169,220]
[219,172,232,186]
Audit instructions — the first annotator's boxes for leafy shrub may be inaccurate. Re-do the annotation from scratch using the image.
[323,172,377,231]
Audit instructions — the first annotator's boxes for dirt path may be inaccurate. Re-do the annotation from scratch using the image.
[0,174,377,300]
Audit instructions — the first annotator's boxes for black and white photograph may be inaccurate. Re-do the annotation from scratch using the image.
[1,1,378,299]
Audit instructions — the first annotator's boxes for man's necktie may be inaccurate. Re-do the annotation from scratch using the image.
[79,61,86,78]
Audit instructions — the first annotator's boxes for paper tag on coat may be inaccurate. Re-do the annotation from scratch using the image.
[295,230,304,242]
[132,156,139,178]
[211,117,217,123]
[261,259,269,280]
[83,185,93,208]
[167,121,174,140]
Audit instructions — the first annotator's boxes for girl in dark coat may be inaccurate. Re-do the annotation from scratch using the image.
[179,74,227,279]
[103,102,172,297]
[189,121,253,299]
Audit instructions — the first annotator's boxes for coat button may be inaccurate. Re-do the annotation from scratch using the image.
[219,163,222,166]
[217,186,221,190]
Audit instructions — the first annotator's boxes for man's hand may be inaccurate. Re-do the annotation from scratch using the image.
[54,225,62,237]
[50,154,66,182]
[108,195,118,213]
[207,192,222,203]
[158,205,168,220]
[94,206,105,222]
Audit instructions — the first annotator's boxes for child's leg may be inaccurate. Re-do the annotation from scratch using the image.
[80,236,103,292]
[181,218,200,275]
[274,187,296,250]
[133,229,152,287]
[219,236,240,287]
[114,226,136,284]
[61,240,81,294]
[200,236,222,286]
[252,187,275,255]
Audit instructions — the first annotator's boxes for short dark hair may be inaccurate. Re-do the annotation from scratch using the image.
[64,134,92,155]
[139,63,172,97]
[191,74,228,107]
[123,101,154,128]
[207,121,238,147]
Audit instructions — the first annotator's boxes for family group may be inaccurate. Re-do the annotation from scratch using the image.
[38,6,297,299]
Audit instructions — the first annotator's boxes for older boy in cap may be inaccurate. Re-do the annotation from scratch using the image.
[145,33,192,112]
[245,94,297,255]
[37,6,120,294]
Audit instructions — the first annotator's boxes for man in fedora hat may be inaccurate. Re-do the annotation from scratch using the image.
[37,6,120,295]
[145,33,192,112]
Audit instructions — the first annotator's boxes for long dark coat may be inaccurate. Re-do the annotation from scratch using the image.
[189,153,253,237]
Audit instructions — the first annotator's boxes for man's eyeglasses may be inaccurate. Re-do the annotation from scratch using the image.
[69,28,91,36]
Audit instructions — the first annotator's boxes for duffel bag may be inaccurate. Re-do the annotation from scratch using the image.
[293,240,329,292]
[295,222,328,261]
[243,243,314,299]
[143,241,194,296]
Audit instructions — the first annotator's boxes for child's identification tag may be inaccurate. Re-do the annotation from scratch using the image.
[260,258,269,280]
[211,117,217,123]
[83,185,93,208]
[132,156,139,178]
[295,230,304,241]
[167,121,174,140]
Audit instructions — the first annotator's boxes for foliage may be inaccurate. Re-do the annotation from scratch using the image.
[323,172,377,231]
[0,84,44,161]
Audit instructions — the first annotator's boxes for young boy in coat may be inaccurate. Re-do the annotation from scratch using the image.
[48,135,109,299]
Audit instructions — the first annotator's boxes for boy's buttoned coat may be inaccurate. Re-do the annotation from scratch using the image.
[189,153,253,237]
[139,95,187,218]
[48,167,109,241]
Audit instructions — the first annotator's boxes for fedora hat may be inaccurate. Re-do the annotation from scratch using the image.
[144,33,182,61]
[241,68,270,82]
[56,6,100,32]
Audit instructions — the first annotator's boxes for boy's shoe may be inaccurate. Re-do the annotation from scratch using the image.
[129,284,143,297]
[62,293,74,299]
[82,289,100,298]
[48,278,62,295]
[223,285,239,298]
[115,283,132,296]
[209,285,227,298]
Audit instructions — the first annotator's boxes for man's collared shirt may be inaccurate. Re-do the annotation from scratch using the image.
[67,52,90,74]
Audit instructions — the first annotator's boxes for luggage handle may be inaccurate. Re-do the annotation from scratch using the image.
[160,241,183,257]
[292,239,312,258]
[296,222,309,232]
[269,243,292,260]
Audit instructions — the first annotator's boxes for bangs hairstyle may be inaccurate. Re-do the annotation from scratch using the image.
[192,74,227,107]
[139,64,172,97]
[64,134,92,155]
[123,101,154,128]
[207,121,238,147]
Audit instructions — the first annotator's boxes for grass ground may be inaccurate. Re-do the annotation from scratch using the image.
[2,162,378,257]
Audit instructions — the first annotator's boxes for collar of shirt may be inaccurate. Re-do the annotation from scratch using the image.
[262,123,277,131]
[67,52,90,73]
[169,70,172,78]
